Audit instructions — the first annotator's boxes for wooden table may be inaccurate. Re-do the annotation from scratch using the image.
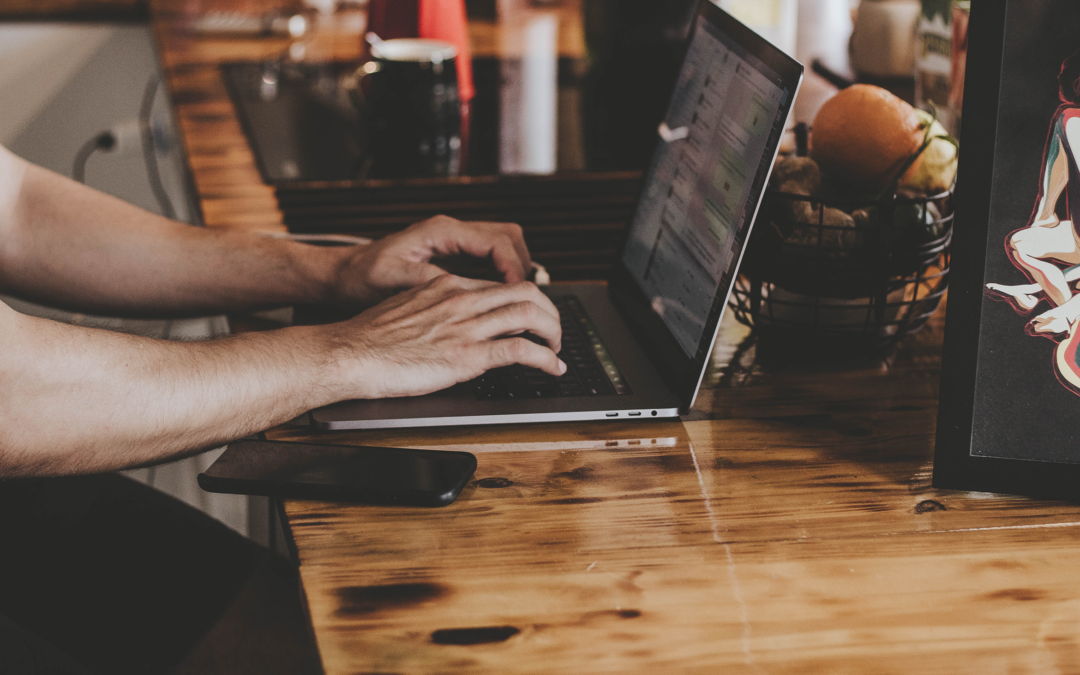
[257,306,1080,674]
[145,1,1080,672]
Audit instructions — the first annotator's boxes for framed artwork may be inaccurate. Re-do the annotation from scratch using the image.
[934,0,1080,499]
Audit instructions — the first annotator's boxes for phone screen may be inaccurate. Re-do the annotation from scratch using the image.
[198,440,477,507]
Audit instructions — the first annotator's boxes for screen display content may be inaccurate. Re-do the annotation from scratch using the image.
[622,20,791,358]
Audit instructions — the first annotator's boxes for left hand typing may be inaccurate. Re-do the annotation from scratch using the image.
[330,215,533,306]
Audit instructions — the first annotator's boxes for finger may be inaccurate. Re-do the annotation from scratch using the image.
[364,260,448,302]
[374,274,494,316]
[483,336,567,376]
[485,223,531,283]
[423,273,499,294]
[447,281,560,327]
[491,221,532,281]
[467,300,563,354]
[424,218,531,283]
[399,261,449,287]
[408,274,500,310]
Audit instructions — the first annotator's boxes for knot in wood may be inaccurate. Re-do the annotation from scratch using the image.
[915,499,947,513]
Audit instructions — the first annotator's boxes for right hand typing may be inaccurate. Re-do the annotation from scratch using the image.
[325,274,565,400]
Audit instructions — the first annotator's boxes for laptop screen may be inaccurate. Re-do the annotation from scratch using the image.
[621,13,797,359]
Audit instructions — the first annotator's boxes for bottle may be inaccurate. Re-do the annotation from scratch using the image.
[948,1,970,137]
[914,0,954,132]
[850,0,921,79]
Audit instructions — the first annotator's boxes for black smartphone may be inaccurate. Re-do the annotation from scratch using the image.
[197,440,477,507]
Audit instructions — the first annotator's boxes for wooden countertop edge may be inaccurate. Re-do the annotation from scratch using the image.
[148,0,288,233]
[0,0,148,21]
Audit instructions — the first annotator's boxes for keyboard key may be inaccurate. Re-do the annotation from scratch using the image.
[534,384,559,398]
[470,295,631,400]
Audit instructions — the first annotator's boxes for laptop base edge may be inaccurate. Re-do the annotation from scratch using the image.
[314,407,681,431]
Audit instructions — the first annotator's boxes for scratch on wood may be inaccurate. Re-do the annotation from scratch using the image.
[688,442,758,669]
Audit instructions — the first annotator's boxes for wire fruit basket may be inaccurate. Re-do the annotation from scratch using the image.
[729,183,953,361]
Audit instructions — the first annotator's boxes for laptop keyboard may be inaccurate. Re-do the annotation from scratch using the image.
[472,296,632,400]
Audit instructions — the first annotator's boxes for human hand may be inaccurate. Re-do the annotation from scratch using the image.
[325,274,564,399]
[331,215,532,306]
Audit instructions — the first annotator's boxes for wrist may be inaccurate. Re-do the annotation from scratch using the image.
[302,320,376,402]
[288,241,358,307]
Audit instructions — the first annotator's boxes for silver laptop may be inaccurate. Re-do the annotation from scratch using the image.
[312,3,803,430]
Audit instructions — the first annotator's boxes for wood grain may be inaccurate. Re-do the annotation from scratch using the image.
[144,4,1080,671]
[150,0,367,232]
[273,306,1080,673]
[276,173,642,279]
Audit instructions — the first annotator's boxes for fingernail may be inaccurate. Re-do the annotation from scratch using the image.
[559,359,567,374]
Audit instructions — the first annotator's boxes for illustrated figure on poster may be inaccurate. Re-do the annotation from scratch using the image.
[985,50,1080,394]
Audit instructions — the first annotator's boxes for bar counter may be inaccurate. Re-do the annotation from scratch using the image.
[141,1,1080,672]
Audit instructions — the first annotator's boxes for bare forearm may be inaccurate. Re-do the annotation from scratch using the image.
[0,149,350,317]
[0,273,567,478]
[0,306,345,477]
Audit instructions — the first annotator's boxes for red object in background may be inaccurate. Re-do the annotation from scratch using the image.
[367,0,420,40]
[366,0,474,164]
[368,0,473,102]
[419,0,474,101]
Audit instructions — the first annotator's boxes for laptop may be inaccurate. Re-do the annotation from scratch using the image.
[311,1,803,430]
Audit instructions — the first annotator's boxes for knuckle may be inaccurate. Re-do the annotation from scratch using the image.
[431,274,459,290]
[504,232,524,252]
[419,215,446,230]
[441,291,471,313]
[513,301,538,321]
[502,338,529,360]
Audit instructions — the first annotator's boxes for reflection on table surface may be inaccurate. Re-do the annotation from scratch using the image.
[150,5,1078,672]
[163,1,1080,670]
[268,303,1080,674]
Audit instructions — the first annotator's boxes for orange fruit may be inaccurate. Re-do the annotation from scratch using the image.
[810,84,924,192]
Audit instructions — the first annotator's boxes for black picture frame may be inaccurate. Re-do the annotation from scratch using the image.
[934,0,1080,499]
